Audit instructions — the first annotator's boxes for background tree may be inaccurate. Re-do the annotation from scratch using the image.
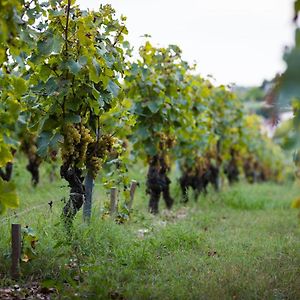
[176,75,215,201]
[126,41,190,214]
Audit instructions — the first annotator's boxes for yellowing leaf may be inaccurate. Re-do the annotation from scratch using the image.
[0,143,13,168]
[122,99,132,109]
[0,178,19,215]
[291,198,300,208]
[21,254,30,263]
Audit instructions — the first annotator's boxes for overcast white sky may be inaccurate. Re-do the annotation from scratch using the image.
[77,0,294,86]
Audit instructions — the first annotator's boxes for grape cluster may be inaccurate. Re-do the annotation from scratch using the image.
[156,132,176,151]
[61,123,81,163]
[162,153,171,170]
[62,124,121,179]
[61,123,95,168]
[195,156,209,176]
[27,144,38,161]
[86,134,117,179]
[88,156,102,179]
[20,133,41,162]
[98,134,116,155]
[77,126,94,165]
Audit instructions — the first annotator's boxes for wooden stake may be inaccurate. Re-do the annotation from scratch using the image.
[110,187,117,216]
[128,180,138,210]
[83,169,94,223]
[11,224,21,280]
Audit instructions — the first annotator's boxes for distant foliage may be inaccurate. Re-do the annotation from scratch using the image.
[0,0,287,216]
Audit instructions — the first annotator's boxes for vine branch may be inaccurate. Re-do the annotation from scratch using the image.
[64,0,71,54]
[113,26,125,47]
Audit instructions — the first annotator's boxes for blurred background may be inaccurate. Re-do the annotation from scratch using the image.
[78,0,294,87]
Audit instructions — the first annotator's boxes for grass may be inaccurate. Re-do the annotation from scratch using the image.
[0,157,300,299]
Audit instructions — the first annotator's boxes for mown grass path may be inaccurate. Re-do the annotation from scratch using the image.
[0,166,300,299]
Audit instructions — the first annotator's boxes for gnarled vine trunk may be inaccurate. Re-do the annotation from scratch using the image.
[206,163,220,191]
[243,158,255,183]
[179,170,207,203]
[60,164,85,226]
[26,157,42,186]
[179,173,190,203]
[225,159,239,184]
[147,155,174,214]
[159,156,173,209]
[224,150,239,185]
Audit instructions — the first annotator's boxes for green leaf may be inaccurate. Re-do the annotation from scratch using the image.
[78,55,88,66]
[136,126,150,139]
[37,34,64,56]
[92,87,104,108]
[64,114,81,124]
[89,58,101,83]
[295,0,300,14]
[279,48,300,107]
[37,132,63,157]
[107,80,120,97]
[144,142,157,156]
[12,77,27,97]
[131,63,139,76]
[41,115,60,131]
[39,65,52,82]
[66,60,82,75]
[147,101,160,113]
[3,135,19,148]
[52,35,64,54]
[44,77,58,95]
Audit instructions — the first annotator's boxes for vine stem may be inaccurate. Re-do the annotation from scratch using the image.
[65,0,71,54]
[113,26,125,47]
[62,0,71,118]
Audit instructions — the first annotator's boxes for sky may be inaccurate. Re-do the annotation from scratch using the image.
[77,0,295,87]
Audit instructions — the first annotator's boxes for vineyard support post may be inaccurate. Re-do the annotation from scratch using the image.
[83,169,94,222]
[128,180,138,210]
[110,187,117,216]
[11,224,21,280]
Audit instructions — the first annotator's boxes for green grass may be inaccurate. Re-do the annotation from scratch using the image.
[0,158,300,299]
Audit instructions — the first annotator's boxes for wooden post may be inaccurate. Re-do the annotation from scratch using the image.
[128,180,138,210]
[11,224,21,280]
[110,187,117,216]
[83,169,94,223]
